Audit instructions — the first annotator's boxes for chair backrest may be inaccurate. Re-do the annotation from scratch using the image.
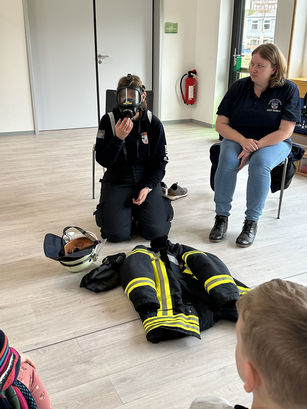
[294,92,307,135]
[105,89,153,114]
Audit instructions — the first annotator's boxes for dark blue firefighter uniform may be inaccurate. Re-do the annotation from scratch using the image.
[94,107,173,242]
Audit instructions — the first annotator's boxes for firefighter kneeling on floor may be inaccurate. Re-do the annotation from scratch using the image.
[94,74,173,242]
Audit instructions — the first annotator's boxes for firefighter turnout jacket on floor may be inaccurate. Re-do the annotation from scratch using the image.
[120,241,249,343]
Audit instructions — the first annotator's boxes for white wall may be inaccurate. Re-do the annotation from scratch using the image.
[160,0,233,125]
[192,1,221,125]
[0,0,33,133]
[193,0,233,125]
[213,0,234,124]
[160,0,197,121]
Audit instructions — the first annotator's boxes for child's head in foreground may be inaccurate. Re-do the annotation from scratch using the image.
[236,279,307,409]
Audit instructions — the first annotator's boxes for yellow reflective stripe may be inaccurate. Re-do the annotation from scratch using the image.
[207,278,235,292]
[152,259,173,317]
[144,313,199,326]
[238,286,251,294]
[124,277,156,298]
[160,260,172,312]
[182,268,198,280]
[182,250,207,263]
[204,274,235,293]
[125,248,173,316]
[145,321,200,335]
[143,314,200,335]
[205,274,231,285]
[182,267,193,275]
[128,248,156,260]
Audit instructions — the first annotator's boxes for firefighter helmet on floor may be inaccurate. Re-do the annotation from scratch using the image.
[44,226,102,273]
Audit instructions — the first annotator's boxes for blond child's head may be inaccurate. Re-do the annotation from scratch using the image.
[236,279,307,409]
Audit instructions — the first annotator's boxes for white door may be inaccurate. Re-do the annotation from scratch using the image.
[27,0,152,131]
[27,0,98,131]
[96,0,152,115]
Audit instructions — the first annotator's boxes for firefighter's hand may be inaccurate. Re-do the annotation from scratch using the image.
[20,353,36,369]
[132,188,150,205]
[115,117,133,140]
[238,150,251,171]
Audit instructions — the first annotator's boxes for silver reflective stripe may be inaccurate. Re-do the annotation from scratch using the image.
[168,254,179,265]
[154,260,168,316]
[125,278,155,296]
[204,275,235,293]
[205,276,223,292]
[107,112,116,135]
[147,110,152,123]
[108,111,128,159]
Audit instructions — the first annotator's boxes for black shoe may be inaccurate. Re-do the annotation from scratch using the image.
[209,215,228,242]
[236,220,257,248]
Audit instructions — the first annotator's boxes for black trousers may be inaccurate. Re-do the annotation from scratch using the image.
[95,167,173,242]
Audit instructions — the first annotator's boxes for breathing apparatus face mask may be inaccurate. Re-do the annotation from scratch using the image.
[116,86,142,119]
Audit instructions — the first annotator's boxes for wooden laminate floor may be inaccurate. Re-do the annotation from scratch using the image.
[0,123,306,408]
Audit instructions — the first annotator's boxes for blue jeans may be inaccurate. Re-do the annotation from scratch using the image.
[214,139,291,221]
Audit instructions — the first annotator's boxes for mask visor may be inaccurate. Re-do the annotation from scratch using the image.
[117,87,142,118]
[117,88,141,106]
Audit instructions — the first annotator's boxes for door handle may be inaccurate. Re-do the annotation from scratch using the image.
[98,54,109,64]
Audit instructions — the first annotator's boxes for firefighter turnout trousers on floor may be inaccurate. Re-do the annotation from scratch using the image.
[120,242,250,343]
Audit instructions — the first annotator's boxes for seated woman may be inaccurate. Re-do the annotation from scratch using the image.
[94,74,173,242]
[209,43,301,247]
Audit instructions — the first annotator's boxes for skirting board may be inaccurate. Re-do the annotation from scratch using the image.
[162,119,213,128]
[0,131,34,137]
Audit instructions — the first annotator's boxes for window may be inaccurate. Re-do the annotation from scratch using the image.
[251,20,258,30]
[228,0,279,86]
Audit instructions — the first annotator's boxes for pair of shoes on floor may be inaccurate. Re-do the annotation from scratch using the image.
[209,216,257,247]
[161,182,188,200]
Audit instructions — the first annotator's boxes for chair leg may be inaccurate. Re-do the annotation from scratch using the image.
[92,145,96,199]
[277,156,288,219]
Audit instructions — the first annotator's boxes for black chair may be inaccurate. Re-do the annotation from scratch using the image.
[92,90,153,199]
[294,92,307,136]
[209,142,305,219]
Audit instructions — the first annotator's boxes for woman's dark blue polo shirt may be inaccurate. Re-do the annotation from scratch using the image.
[217,77,301,142]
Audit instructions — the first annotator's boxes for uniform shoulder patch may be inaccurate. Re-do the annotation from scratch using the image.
[97,129,105,139]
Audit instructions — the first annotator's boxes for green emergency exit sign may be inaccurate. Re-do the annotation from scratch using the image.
[165,22,178,33]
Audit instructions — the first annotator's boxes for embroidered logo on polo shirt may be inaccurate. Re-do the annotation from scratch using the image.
[141,132,149,144]
[267,99,282,112]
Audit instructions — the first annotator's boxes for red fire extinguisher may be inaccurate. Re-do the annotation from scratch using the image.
[180,69,197,105]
